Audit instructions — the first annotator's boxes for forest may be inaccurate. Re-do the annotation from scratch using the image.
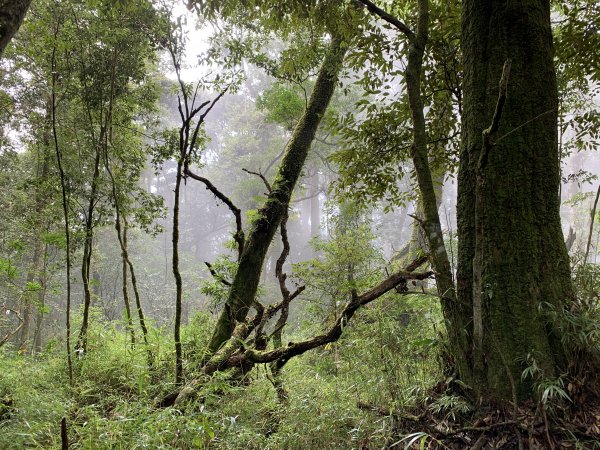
[1,0,600,448]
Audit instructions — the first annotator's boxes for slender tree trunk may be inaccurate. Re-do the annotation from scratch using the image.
[51,28,73,382]
[19,106,53,351]
[584,184,600,263]
[173,161,184,383]
[310,169,320,238]
[119,218,135,348]
[32,245,47,353]
[458,0,573,402]
[18,239,44,351]
[122,217,152,362]
[207,36,348,354]
[77,142,102,353]
[404,0,471,373]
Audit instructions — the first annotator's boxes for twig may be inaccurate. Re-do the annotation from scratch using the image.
[242,168,272,192]
[438,421,519,439]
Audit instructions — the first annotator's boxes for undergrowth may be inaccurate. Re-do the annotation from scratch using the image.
[0,293,442,449]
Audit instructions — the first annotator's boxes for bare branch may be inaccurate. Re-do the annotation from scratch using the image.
[185,169,245,259]
[240,266,433,366]
[242,168,272,192]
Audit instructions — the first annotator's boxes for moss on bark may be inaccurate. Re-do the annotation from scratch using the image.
[207,37,348,353]
[458,0,573,402]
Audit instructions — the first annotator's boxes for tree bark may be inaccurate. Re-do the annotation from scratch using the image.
[173,159,184,383]
[207,36,348,353]
[403,0,471,377]
[0,0,31,56]
[458,0,573,402]
[77,141,102,353]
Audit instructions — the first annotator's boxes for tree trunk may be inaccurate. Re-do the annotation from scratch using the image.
[18,238,44,352]
[207,36,347,353]
[173,160,184,383]
[310,169,320,238]
[19,128,52,351]
[32,250,47,353]
[77,142,102,353]
[119,219,135,348]
[403,0,471,378]
[457,0,573,402]
[0,0,31,56]
[123,217,152,363]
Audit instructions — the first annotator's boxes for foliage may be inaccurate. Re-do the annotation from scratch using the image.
[330,0,461,208]
[1,0,600,448]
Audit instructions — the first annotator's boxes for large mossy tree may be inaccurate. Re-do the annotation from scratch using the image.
[457,0,575,402]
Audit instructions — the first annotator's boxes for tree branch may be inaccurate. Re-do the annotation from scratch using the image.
[241,265,433,366]
[242,168,272,193]
[204,261,232,286]
[354,0,415,40]
[184,169,245,259]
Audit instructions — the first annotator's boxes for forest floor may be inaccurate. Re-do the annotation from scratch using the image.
[389,390,600,449]
[2,298,600,449]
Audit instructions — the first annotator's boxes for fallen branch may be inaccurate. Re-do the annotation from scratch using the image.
[357,401,422,422]
[163,257,433,407]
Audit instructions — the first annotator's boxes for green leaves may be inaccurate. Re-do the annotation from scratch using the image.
[330,0,461,207]
[0,257,18,280]
[257,83,305,130]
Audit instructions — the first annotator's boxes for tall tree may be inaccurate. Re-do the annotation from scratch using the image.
[457,0,575,402]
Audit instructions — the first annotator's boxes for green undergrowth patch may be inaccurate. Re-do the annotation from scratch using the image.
[0,293,442,449]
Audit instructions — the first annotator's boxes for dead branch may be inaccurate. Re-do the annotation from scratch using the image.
[237,265,433,367]
[165,257,433,407]
[185,169,245,259]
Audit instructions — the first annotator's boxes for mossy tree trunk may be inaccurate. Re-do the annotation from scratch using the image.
[457,0,573,402]
[207,37,347,353]
[77,140,102,353]
[402,0,471,378]
[0,0,31,56]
